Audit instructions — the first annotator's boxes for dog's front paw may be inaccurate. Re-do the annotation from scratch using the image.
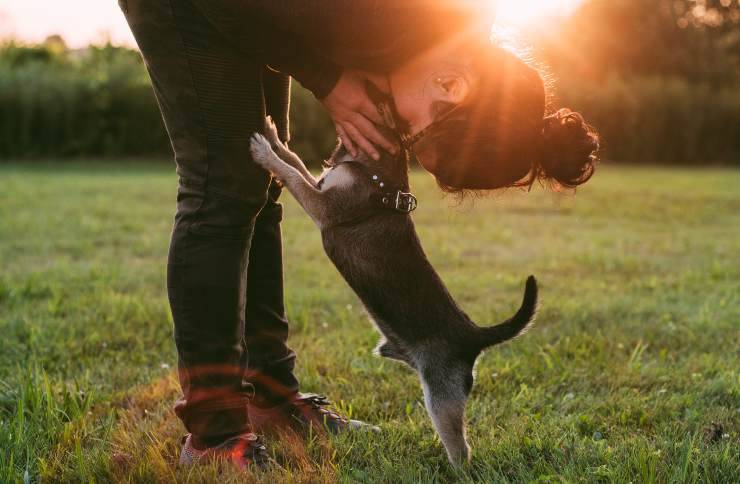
[250,133,278,168]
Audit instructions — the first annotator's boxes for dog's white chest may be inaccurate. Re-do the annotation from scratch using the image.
[320,165,357,191]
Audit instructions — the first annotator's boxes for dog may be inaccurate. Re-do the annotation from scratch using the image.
[249,118,537,466]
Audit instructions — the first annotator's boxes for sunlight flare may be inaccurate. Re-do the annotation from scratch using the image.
[494,0,584,26]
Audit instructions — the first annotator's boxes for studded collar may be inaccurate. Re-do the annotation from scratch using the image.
[340,160,418,214]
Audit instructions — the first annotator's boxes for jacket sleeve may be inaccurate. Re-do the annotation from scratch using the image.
[227,1,404,44]
[244,1,481,82]
[262,35,343,99]
[189,0,348,98]
[191,1,477,97]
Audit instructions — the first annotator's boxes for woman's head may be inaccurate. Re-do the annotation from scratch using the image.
[388,40,599,191]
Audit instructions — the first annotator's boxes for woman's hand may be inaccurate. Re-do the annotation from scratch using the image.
[320,69,397,160]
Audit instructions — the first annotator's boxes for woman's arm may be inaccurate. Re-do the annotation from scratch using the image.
[193,1,479,93]
[190,1,478,158]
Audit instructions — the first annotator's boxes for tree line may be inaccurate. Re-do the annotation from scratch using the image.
[0,37,336,165]
[0,0,738,164]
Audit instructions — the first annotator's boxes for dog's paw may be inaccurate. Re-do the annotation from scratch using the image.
[249,133,275,166]
[250,133,286,183]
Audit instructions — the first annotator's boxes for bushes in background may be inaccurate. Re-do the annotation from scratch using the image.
[0,41,738,164]
[284,75,337,166]
[536,0,740,164]
[0,43,169,158]
[559,75,740,164]
[0,41,337,165]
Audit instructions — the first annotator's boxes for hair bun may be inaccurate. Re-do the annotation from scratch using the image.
[538,108,600,188]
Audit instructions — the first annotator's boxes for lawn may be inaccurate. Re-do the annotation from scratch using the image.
[0,162,738,483]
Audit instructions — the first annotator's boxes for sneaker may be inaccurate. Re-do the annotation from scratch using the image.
[179,432,275,471]
[248,393,380,434]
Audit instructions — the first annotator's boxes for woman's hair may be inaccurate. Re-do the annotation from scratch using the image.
[426,45,600,192]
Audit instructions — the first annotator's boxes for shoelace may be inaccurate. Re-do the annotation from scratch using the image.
[294,393,349,424]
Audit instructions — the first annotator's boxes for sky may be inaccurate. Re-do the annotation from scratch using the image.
[0,0,583,49]
[0,0,134,48]
[496,0,583,26]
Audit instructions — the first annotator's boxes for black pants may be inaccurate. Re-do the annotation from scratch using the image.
[121,0,299,444]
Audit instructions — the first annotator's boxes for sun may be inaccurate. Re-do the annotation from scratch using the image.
[494,0,584,27]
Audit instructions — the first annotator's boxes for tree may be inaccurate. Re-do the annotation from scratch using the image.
[43,35,68,55]
[533,0,740,84]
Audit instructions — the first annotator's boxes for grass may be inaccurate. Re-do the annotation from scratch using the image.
[0,162,738,483]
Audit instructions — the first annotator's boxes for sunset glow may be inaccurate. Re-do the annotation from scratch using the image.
[495,0,584,26]
[0,0,135,48]
[0,1,584,48]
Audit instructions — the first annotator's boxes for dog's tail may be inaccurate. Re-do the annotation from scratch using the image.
[475,276,538,351]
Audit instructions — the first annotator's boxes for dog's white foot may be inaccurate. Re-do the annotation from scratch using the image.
[249,133,282,173]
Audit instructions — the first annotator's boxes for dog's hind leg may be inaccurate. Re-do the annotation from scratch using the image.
[376,339,405,361]
[375,338,413,367]
[250,134,328,226]
[419,365,472,466]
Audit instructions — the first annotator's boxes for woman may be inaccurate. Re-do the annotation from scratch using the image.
[120,0,598,469]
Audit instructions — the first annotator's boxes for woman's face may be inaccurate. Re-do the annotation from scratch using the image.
[388,54,479,173]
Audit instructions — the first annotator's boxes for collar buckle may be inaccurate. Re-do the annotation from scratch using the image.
[394,191,417,213]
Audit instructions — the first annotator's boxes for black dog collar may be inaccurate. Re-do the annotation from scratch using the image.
[368,173,418,214]
[339,160,418,214]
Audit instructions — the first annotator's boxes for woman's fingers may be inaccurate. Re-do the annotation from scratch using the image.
[359,98,384,125]
[352,114,398,155]
[321,68,398,160]
[342,122,380,160]
[358,95,400,153]
[336,124,356,157]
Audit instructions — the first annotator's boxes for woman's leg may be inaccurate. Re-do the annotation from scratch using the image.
[243,70,300,407]
[122,0,270,446]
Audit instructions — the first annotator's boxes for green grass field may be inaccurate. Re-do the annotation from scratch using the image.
[1,162,738,483]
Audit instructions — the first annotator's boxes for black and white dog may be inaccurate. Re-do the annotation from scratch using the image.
[250,117,537,466]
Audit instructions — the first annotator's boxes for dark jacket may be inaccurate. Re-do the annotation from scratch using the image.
[211,1,475,98]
